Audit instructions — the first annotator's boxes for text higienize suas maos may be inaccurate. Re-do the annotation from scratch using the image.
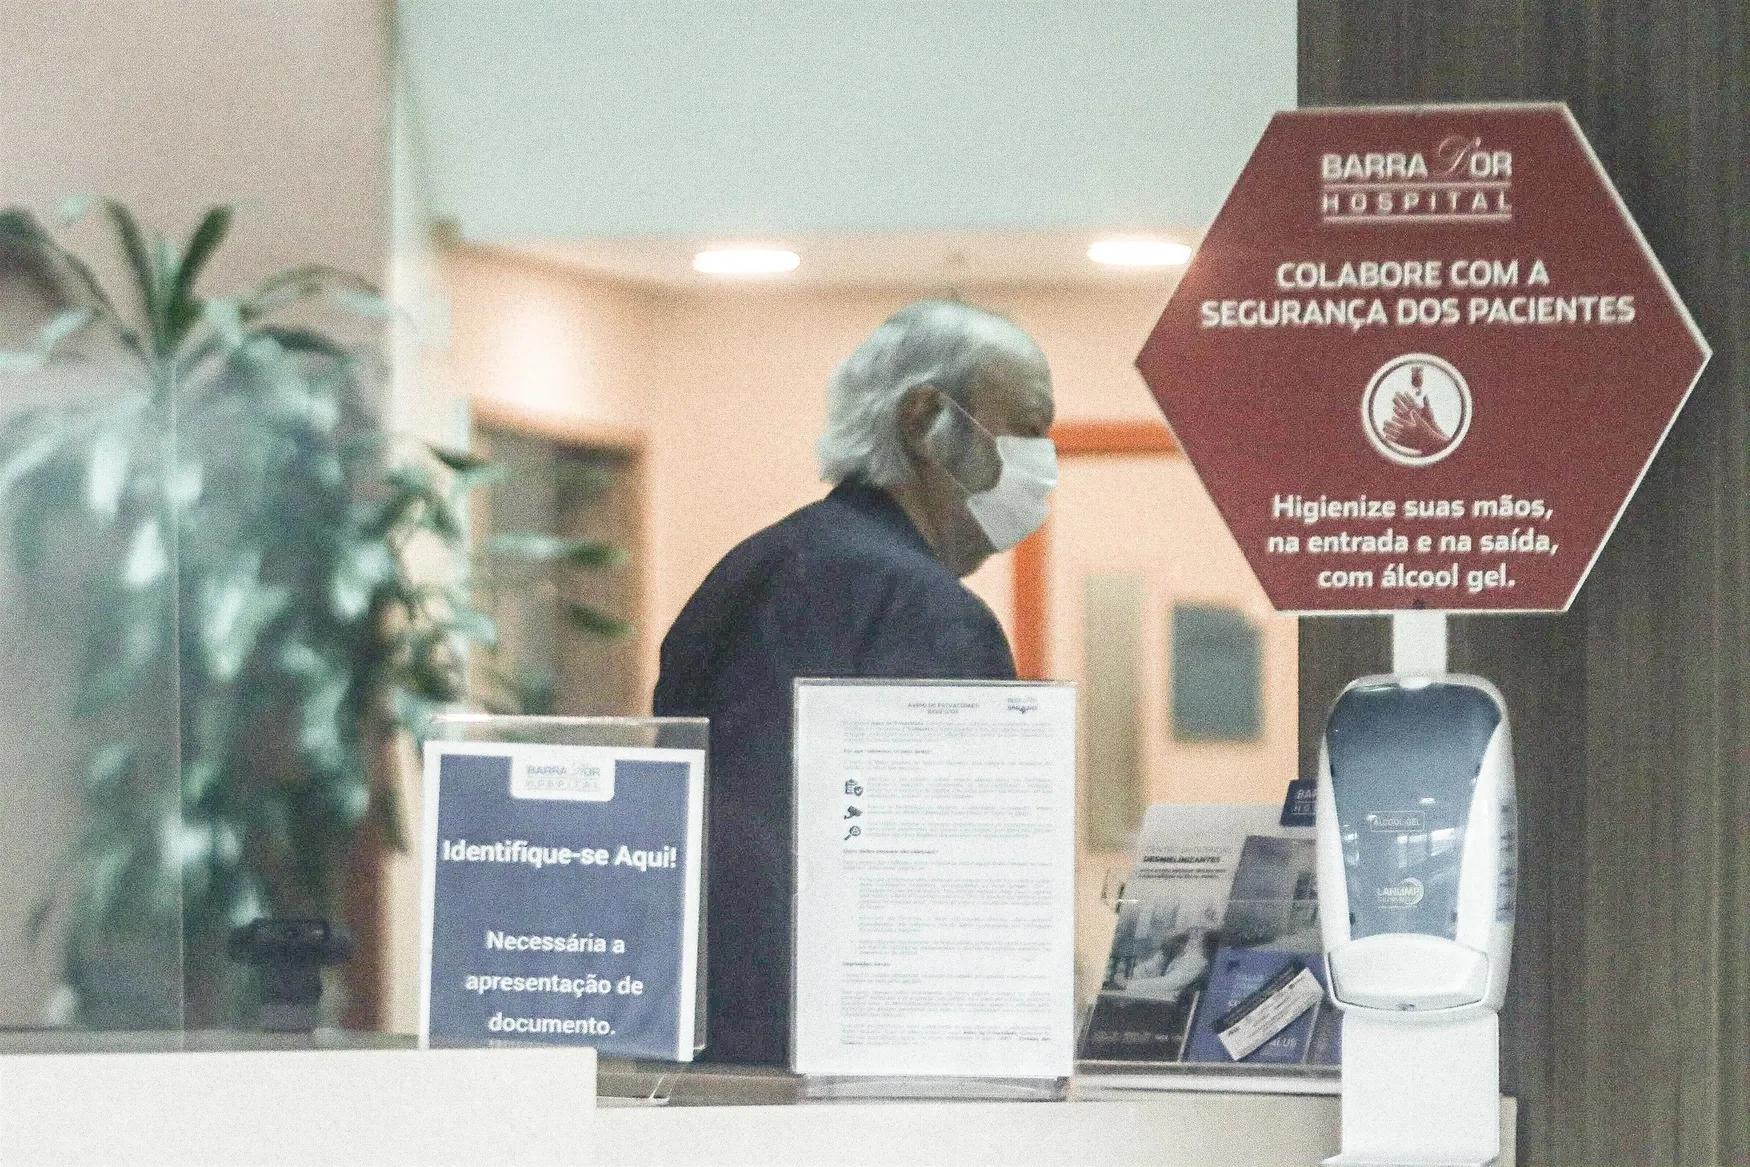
[1267,493,1562,595]
[1273,493,1550,526]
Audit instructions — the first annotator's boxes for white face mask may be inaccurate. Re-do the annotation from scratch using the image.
[923,394,1058,552]
[965,435,1058,551]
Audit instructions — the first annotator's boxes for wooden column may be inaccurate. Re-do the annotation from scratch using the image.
[1298,4,1749,1164]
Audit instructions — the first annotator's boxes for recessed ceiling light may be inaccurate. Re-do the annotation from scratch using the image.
[693,247,801,275]
[1087,239,1192,267]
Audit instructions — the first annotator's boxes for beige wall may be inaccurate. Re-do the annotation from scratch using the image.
[1052,457,1299,810]
[1,0,390,317]
[442,249,652,432]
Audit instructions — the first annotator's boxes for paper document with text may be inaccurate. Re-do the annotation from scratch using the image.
[791,680,1076,1078]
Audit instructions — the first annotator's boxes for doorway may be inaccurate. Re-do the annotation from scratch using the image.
[470,400,647,717]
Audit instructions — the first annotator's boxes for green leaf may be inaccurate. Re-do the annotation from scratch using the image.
[122,519,168,588]
[565,602,632,640]
[210,820,242,866]
[200,298,244,351]
[421,493,463,542]
[297,667,350,773]
[487,663,557,716]
[340,429,388,463]
[277,639,325,680]
[390,686,440,739]
[104,201,163,348]
[166,458,203,514]
[198,558,292,681]
[26,891,58,943]
[432,445,510,492]
[371,466,462,542]
[485,531,626,569]
[429,445,490,473]
[75,589,170,715]
[396,669,458,704]
[55,193,94,227]
[455,465,509,493]
[181,759,221,804]
[382,462,434,495]
[402,629,464,702]
[446,601,498,648]
[228,333,343,435]
[84,425,131,522]
[1,208,141,357]
[151,234,178,330]
[0,418,73,516]
[332,780,372,828]
[332,288,394,319]
[330,539,394,621]
[83,744,133,797]
[169,207,232,326]
[41,306,95,352]
[7,451,78,576]
[256,325,350,360]
[365,488,425,540]
[240,264,379,323]
[0,308,95,372]
[0,209,40,243]
[78,843,134,932]
[10,209,145,359]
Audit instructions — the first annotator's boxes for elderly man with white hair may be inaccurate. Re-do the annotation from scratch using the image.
[653,299,1057,1065]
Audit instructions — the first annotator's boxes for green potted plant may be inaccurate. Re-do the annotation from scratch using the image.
[0,201,623,1028]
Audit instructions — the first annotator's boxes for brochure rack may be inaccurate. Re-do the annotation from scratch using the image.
[1076,807,1340,1097]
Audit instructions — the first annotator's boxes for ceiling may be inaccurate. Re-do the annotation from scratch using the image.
[396,0,1295,289]
[504,228,1203,292]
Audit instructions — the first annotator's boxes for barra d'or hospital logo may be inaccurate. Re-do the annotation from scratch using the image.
[1321,134,1513,222]
[1361,353,1472,467]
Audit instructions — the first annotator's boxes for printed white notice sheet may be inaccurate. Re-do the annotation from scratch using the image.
[791,680,1076,1078]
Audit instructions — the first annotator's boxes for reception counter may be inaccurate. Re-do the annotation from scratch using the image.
[0,1035,1515,1166]
[594,1091,1515,1167]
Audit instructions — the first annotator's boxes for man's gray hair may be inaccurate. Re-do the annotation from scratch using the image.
[817,299,1047,487]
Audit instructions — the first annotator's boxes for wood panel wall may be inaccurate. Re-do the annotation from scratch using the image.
[1297,4,1748,1164]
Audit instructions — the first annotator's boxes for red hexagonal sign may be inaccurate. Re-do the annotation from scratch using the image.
[1138,103,1710,612]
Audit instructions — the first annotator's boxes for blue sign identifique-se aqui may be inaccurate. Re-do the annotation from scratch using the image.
[419,741,705,1061]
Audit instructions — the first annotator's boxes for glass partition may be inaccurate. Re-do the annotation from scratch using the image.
[1,0,1301,1071]
[0,199,405,1039]
[0,213,184,1031]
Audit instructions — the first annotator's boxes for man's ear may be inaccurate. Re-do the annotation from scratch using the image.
[896,384,943,458]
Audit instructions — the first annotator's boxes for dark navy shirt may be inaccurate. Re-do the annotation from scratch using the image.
[652,480,1016,1065]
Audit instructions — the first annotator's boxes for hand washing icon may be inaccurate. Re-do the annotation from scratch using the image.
[1362,353,1472,467]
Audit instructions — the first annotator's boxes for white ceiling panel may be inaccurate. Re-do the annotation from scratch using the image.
[397,0,1295,244]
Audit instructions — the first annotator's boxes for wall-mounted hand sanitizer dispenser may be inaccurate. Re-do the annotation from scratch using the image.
[1317,674,1516,1014]
[1315,673,1517,1166]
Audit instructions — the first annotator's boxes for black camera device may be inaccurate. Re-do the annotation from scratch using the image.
[227,917,355,1032]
